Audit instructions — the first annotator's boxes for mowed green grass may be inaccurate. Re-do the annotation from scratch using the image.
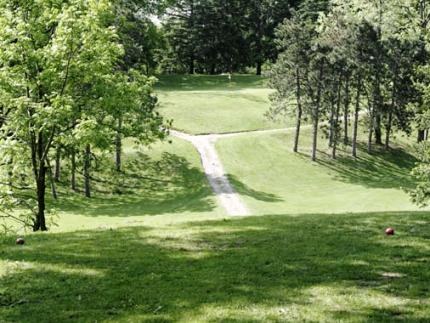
[155,75,289,134]
[1,212,429,322]
[2,75,430,322]
[216,127,424,215]
[35,137,222,233]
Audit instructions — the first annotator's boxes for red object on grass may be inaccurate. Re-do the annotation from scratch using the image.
[16,238,25,245]
[385,228,395,236]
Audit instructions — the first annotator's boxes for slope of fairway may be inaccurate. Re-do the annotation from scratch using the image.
[1,212,429,322]
[155,75,289,134]
[216,129,423,215]
[45,137,223,233]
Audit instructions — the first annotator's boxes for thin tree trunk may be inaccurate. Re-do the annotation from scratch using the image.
[368,110,374,154]
[385,112,393,150]
[328,94,335,148]
[54,147,61,182]
[374,113,383,145]
[352,81,361,158]
[188,0,195,74]
[71,149,77,191]
[293,69,302,153]
[32,135,48,232]
[332,75,342,159]
[84,144,91,198]
[343,74,350,145]
[47,159,58,200]
[385,73,397,150]
[115,116,122,172]
[312,62,324,162]
[256,61,262,76]
[418,129,425,142]
[34,165,47,231]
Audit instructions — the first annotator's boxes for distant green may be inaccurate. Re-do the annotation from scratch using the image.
[155,74,291,134]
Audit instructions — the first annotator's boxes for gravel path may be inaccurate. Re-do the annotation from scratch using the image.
[171,130,250,216]
[170,127,294,216]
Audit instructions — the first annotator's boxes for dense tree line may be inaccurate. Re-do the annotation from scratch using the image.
[155,0,301,74]
[270,0,430,205]
[270,0,429,158]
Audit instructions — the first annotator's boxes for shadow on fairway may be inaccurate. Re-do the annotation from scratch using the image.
[53,152,280,217]
[53,152,217,217]
[227,175,283,203]
[315,144,418,190]
[1,211,429,322]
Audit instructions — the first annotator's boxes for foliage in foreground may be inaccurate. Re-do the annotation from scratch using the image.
[0,0,167,232]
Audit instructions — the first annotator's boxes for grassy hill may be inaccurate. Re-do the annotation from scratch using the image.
[2,75,429,322]
[216,129,421,215]
[155,74,290,134]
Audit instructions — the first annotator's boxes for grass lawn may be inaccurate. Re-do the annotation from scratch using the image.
[155,75,289,134]
[1,211,429,322]
[8,137,223,234]
[2,75,430,322]
[216,127,424,215]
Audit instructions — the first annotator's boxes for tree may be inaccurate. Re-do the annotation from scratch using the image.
[269,11,312,153]
[0,0,167,231]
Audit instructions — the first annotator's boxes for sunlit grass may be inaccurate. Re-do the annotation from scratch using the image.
[216,125,424,215]
[155,74,288,134]
[1,212,429,322]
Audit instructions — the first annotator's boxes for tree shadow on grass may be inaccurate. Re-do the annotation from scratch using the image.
[227,174,283,203]
[53,152,218,217]
[314,144,418,190]
[1,211,429,322]
[54,152,283,217]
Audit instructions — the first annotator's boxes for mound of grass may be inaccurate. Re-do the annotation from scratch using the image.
[1,212,429,322]
[155,75,290,134]
[216,127,423,215]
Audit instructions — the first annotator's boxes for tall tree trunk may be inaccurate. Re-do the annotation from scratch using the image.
[328,94,335,148]
[385,112,393,150]
[115,116,122,172]
[352,81,361,158]
[332,75,342,159]
[54,147,61,182]
[32,134,48,232]
[34,165,47,231]
[311,62,324,162]
[418,129,426,142]
[368,110,374,154]
[84,144,91,198]
[71,149,77,191]
[188,0,195,74]
[312,112,319,162]
[374,113,383,145]
[343,74,350,145]
[255,13,263,76]
[256,61,262,76]
[293,69,302,153]
[374,17,383,146]
[47,159,58,200]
